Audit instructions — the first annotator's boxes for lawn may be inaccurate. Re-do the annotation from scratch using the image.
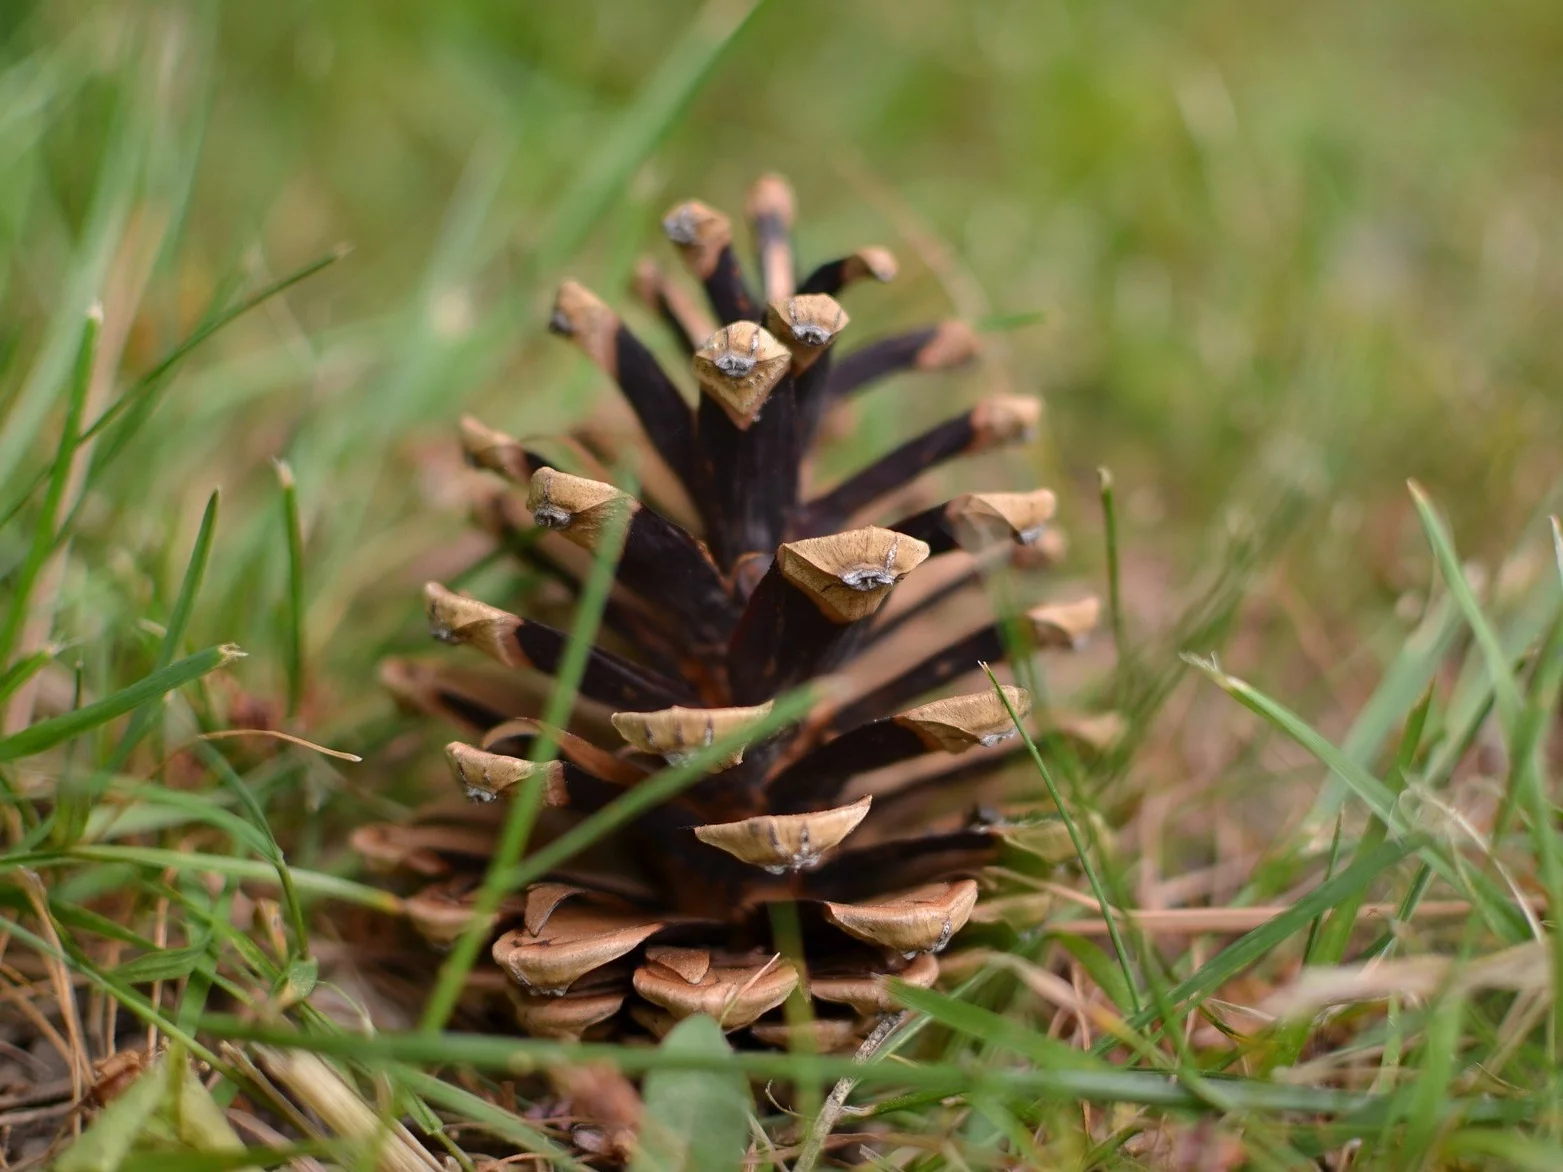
[2,1,1562,1168]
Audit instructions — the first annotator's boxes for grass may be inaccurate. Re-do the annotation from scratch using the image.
[2,0,1562,1168]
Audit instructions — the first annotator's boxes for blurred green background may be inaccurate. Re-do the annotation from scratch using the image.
[3,0,1561,722]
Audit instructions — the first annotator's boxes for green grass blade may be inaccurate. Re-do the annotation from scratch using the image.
[0,647,55,705]
[0,846,402,912]
[530,0,765,274]
[1309,684,1432,969]
[115,1145,336,1172]
[1306,594,1461,825]
[201,1018,1536,1126]
[892,983,1106,1069]
[1402,993,1466,1163]
[189,742,319,962]
[1097,838,1414,1053]
[1186,654,1528,938]
[985,665,1144,1014]
[109,489,220,769]
[394,1068,589,1172]
[81,248,349,451]
[1186,653,1400,824]
[0,643,243,763]
[0,306,98,665]
[1098,466,1126,662]
[275,461,306,717]
[0,249,346,534]
[1517,613,1563,1058]
[491,687,818,901]
[81,780,270,853]
[0,100,133,492]
[1408,480,1523,735]
[424,681,821,1031]
[0,913,221,1067]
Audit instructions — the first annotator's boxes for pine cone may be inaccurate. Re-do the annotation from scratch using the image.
[354,174,1104,1049]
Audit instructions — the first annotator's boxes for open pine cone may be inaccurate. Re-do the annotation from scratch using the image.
[354,175,1106,1049]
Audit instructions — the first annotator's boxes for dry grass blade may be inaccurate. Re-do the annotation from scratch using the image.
[792,1012,908,1172]
[17,871,93,1100]
[1039,883,1531,936]
[254,1047,442,1172]
[1264,942,1552,1017]
[191,729,363,762]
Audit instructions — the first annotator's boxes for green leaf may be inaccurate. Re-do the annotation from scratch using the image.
[276,955,319,1003]
[631,1015,753,1172]
[0,644,244,763]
